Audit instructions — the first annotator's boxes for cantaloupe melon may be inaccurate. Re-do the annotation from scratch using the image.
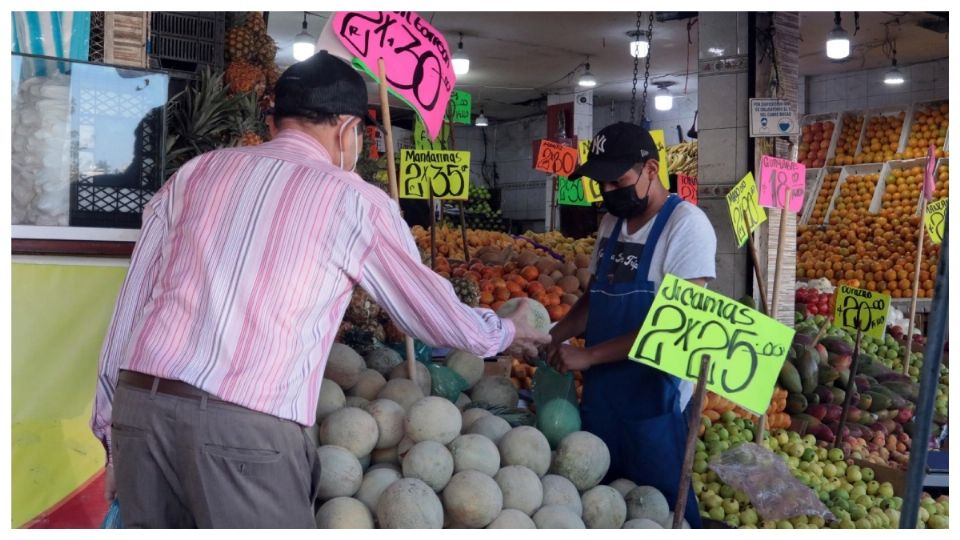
[498,426,551,477]
[494,465,543,516]
[401,441,454,492]
[315,496,373,528]
[365,348,403,376]
[622,518,663,529]
[469,376,519,408]
[364,399,405,449]
[466,414,512,443]
[358,453,371,471]
[540,474,582,516]
[581,485,627,529]
[405,396,462,444]
[574,253,591,269]
[486,509,536,529]
[659,512,691,529]
[538,274,556,289]
[624,485,669,524]
[368,462,401,473]
[549,431,610,491]
[448,434,500,476]
[316,378,346,422]
[532,505,586,529]
[326,343,365,390]
[376,478,443,528]
[576,268,592,290]
[370,446,399,466]
[609,478,637,498]
[349,369,386,401]
[316,445,363,500]
[461,407,492,432]
[445,350,484,388]
[495,298,551,334]
[443,470,503,528]
[345,396,370,409]
[557,275,580,294]
[396,436,416,459]
[319,407,379,458]
[536,398,581,449]
[355,468,401,514]
[377,378,424,412]
[455,392,471,410]
[388,361,432,396]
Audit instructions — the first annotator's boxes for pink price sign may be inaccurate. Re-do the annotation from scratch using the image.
[757,155,805,212]
[332,12,455,141]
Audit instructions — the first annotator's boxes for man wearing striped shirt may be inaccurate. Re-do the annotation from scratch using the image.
[92,51,549,528]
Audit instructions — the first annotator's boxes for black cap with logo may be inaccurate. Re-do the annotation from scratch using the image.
[568,122,660,182]
[274,50,377,125]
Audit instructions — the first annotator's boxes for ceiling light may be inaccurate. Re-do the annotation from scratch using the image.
[578,62,597,88]
[884,62,905,85]
[708,47,725,57]
[628,31,649,58]
[475,109,488,127]
[825,12,851,60]
[293,12,315,61]
[653,81,675,111]
[452,32,470,76]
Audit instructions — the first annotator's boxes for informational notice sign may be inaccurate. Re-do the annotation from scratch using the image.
[534,140,578,177]
[332,11,455,140]
[925,197,948,245]
[749,98,800,137]
[557,176,591,207]
[726,172,767,247]
[649,129,670,189]
[833,285,891,339]
[578,139,603,203]
[628,274,794,415]
[450,90,471,124]
[758,155,805,212]
[399,149,470,200]
[677,174,698,206]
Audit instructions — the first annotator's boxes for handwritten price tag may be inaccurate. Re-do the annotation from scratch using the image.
[629,274,794,415]
[450,90,471,124]
[650,129,670,189]
[578,139,603,203]
[534,140,578,177]
[557,176,591,207]
[678,175,698,205]
[726,172,767,247]
[333,12,455,141]
[413,117,450,150]
[925,197,948,245]
[833,285,891,339]
[399,149,471,200]
[758,155,805,212]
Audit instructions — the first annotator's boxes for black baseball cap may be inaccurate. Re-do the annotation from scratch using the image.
[274,50,377,126]
[568,122,660,182]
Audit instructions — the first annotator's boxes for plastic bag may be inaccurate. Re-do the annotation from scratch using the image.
[708,442,835,521]
[531,359,581,448]
[386,339,433,365]
[425,363,469,402]
[101,499,122,528]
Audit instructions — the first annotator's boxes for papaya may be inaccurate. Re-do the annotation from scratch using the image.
[882,381,919,401]
[819,366,840,385]
[779,361,803,394]
[786,392,808,414]
[795,346,819,395]
[858,393,873,411]
[837,368,850,387]
[793,332,815,347]
[828,352,852,371]
[814,385,834,405]
[853,375,872,393]
[865,391,892,412]
[807,404,827,420]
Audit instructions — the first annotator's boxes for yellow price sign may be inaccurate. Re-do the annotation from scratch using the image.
[628,274,794,415]
[579,139,603,203]
[399,149,471,200]
[649,129,670,189]
[726,172,767,247]
[833,285,891,339]
[925,197,947,245]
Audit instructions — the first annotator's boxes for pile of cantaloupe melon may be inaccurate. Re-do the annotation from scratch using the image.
[311,343,682,529]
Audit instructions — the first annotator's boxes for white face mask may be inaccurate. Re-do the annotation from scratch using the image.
[337,117,362,173]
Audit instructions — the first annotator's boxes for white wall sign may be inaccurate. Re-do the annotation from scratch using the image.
[749,98,799,137]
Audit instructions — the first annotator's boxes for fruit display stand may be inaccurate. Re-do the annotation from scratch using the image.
[853,107,908,165]
[827,112,868,167]
[799,113,840,169]
[802,167,842,225]
[800,168,826,224]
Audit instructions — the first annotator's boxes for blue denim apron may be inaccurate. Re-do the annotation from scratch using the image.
[582,194,702,527]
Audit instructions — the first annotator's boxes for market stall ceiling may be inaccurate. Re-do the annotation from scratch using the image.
[266,11,700,123]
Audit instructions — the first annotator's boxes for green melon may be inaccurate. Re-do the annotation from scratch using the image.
[536,398,582,449]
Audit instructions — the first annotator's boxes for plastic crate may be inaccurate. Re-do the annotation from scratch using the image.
[824,163,882,225]
[799,167,825,225]
[799,112,841,170]
[148,12,224,72]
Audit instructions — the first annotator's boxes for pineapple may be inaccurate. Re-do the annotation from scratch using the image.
[224,61,265,95]
[346,287,381,323]
[244,12,267,35]
[448,277,480,307]
[226,26,257,62]
[255,35,278,64]
[239,132,262,146]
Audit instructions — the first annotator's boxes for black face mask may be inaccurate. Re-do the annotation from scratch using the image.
[602,175,652,219]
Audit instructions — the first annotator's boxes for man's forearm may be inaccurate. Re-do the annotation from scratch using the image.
[549,288,590,343]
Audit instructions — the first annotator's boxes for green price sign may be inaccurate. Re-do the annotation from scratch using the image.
[414,117,451,150]
[629,274,794,415]
[557,176,591,207]
[833,285,891,339]
[450,90,472,125]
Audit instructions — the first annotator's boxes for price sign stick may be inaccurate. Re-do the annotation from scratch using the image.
[429,193,437,269]
[832,329,864,449]
[549,175,559,232]
[377,58,416,379]
[742,208,769,316]
[673,354,712,529]
[902,196,929,375]
[755,414,766,445]
[770,190,792,320]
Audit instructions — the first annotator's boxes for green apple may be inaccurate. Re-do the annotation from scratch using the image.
[866,480,880,495]
[722,499,740,515]
[849,504,867,521]
[877,482,895,498]
[846,465,863,483]
[928,515,948,529]
[740,508,758,526]
[708,506,725,521]
[720,484,735,499]
[802,434,817,447]
[861,467,875,482]
[776,519,793,529]
[823,463,838,479]
[828,448,845,462]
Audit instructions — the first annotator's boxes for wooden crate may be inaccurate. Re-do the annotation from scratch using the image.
[483,356,512,378]
[104,12,149,68]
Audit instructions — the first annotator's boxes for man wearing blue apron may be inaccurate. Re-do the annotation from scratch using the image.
[548,122,717,527]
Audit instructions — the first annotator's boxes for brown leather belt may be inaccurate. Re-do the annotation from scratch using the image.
[119,370,225,403]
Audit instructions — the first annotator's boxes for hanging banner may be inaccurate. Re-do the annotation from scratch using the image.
[757,155,805,212]
[450,90,471,124]
[628,274,794,415]
[578,139,603,203]
[399,148,470,200]
[413,117,451,150]
[726,172,767,247]
[649,129,670,189]
[833,285,891,339]
[533,140,578,177]
[332,11,455,140]
[678,174,698,206]
[557,176,591,207]
[925,197,947,245]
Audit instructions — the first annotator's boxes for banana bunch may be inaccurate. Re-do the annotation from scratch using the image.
[667,142,698,178]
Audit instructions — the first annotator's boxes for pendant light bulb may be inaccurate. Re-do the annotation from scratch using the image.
[293,13,316,61]
[475,108,489,127]
[825,12,850,60]
[452,33,470,76]
[654,89,673,111]
[884,61,905,85]
[629,32,649,58]
[578,62,597,88]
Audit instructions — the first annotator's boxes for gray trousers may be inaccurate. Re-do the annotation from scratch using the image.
[111,380,321,528]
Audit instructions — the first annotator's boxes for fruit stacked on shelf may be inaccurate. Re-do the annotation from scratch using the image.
[934,163,949,199]
[829,114,865,166]
[412,225,541,262]
[521,230,596,261]
[854,113,905,164]
[461,185,506,231]
[794,287,835,318]
[698,387,790,436]
[800,120,834,168]
[223,12,278,146]
[806,170,841,224]
[509,357,584,401]
[899,102,949,160]
[667,142,698,177]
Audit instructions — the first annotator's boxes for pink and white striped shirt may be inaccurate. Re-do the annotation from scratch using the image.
[92,129,515,463]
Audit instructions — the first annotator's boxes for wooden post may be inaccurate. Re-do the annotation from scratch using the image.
[902,197,928,375]
[549,175,558,232]
[673,354,711,529]
[459,202,471,261]
[377,58,416,380]
[429,193,437,269]
[743,208,769,316]
[833,330,864,449]
[770,191,791,320]
[755,414,766,445]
